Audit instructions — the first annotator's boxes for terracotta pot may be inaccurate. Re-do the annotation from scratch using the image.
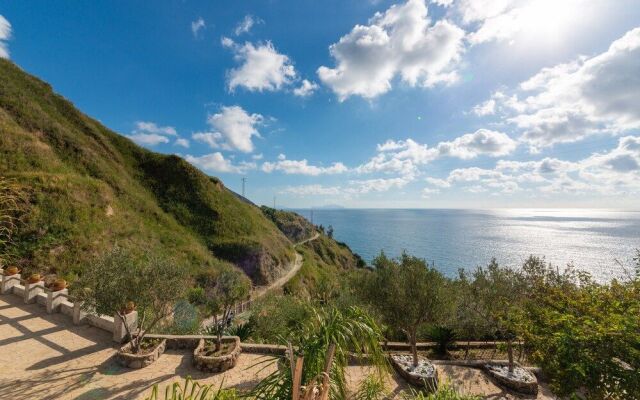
[124,301,136,314]
[4,266,19,276]
[52,278,67,291]
[28,273,42,284]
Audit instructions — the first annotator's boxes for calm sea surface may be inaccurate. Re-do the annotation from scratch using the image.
[293,209,640,281]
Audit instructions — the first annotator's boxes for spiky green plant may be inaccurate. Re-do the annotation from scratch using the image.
[250,305,387,400]
[144,377,239,400]
[400,383,481,400]
[353,374,388,400]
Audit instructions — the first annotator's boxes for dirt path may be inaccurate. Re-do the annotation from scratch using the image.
[251,232,320,298]
[203,232,320,326]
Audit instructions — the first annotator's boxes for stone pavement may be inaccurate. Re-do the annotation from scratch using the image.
[0,295,277,400]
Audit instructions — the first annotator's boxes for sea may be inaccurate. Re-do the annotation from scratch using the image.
[292,208,640,282]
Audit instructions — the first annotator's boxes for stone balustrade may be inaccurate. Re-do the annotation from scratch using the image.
[0,272,130,343]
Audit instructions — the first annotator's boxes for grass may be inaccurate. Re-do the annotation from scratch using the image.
[0,58,293,283]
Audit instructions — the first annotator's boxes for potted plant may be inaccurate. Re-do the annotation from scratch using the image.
[51,278,67,291]
[4,266,19,276]
[358,253,448,389]
[73,247,187,369]
[27,273,42,284]
[460,259,538,395]
[191,267,250,372]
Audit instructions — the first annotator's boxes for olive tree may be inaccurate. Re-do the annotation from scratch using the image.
[460,258,525,372]
[362,252,450,367]
[192,267,251,351]
[73,247,187,353]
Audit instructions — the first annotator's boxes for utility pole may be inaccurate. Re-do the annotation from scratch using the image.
[241,177,247,197]
[310,208,314,225]
[273,196,276,209]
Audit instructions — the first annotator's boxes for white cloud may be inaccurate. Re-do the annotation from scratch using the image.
[451,0,591,45]
[472,99,495,116]
[134,121,177,136]
[293,79,319,97]
[317,0,465,101]
[185,152,256,174]
[192,132,226,150]
[477,27,640,151]
[282,184,342,196]
[436,129,517,159]
[282,176,411,197]
[224,38,296,92]
[0,15,11,59]
[127,121,178,146]
[422,187,441,198]
[252,153,264,160]
[437,136,640,196]
[425,177,451,188]
[191,18,206,38]
[356,131,516,178]
[195,106,263,153]
[174,138,190,148]
[127,133,170,146]
[262,155,348,176]
[234,15,261,36]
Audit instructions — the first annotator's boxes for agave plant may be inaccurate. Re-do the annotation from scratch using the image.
[250,305,387,400]
[144,377,239,400]
[225,321,254,341]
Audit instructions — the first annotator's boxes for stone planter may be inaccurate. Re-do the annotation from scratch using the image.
[389,353,438,390]
[484,363,538,395]
[193,336,241,373]
[116,338,166,369]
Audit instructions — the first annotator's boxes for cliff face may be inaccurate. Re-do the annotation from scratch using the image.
[0,59,293,284]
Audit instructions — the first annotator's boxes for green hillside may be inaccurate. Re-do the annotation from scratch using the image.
[259,206,366,298]
[0,59,294,284]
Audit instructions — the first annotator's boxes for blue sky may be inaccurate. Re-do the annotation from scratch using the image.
[2,0,640,208]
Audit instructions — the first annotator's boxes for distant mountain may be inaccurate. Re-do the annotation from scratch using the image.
[0,59,294,285]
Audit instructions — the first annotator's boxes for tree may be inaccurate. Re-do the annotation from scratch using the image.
[73,247,187,353]
[194,267,251,351]
[362,252,450,367]
[519,256,640,398]
[326,225,334,239]
[460,259,525,372]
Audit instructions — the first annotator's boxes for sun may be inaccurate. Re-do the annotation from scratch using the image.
[521,0,579,39]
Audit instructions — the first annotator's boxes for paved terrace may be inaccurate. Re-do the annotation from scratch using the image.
[0,294,554,400]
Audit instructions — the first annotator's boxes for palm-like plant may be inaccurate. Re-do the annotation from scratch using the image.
[251,305,387,400]
[400,383,481,400]
[144,377,239,400]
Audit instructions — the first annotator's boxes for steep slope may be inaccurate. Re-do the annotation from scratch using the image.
[260,207,365,298]
[0,59,294,284]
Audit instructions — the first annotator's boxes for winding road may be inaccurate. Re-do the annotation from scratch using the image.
[251,232,320,298]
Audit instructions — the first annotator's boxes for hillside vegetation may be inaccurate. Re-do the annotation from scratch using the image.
[0,59,294,284]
